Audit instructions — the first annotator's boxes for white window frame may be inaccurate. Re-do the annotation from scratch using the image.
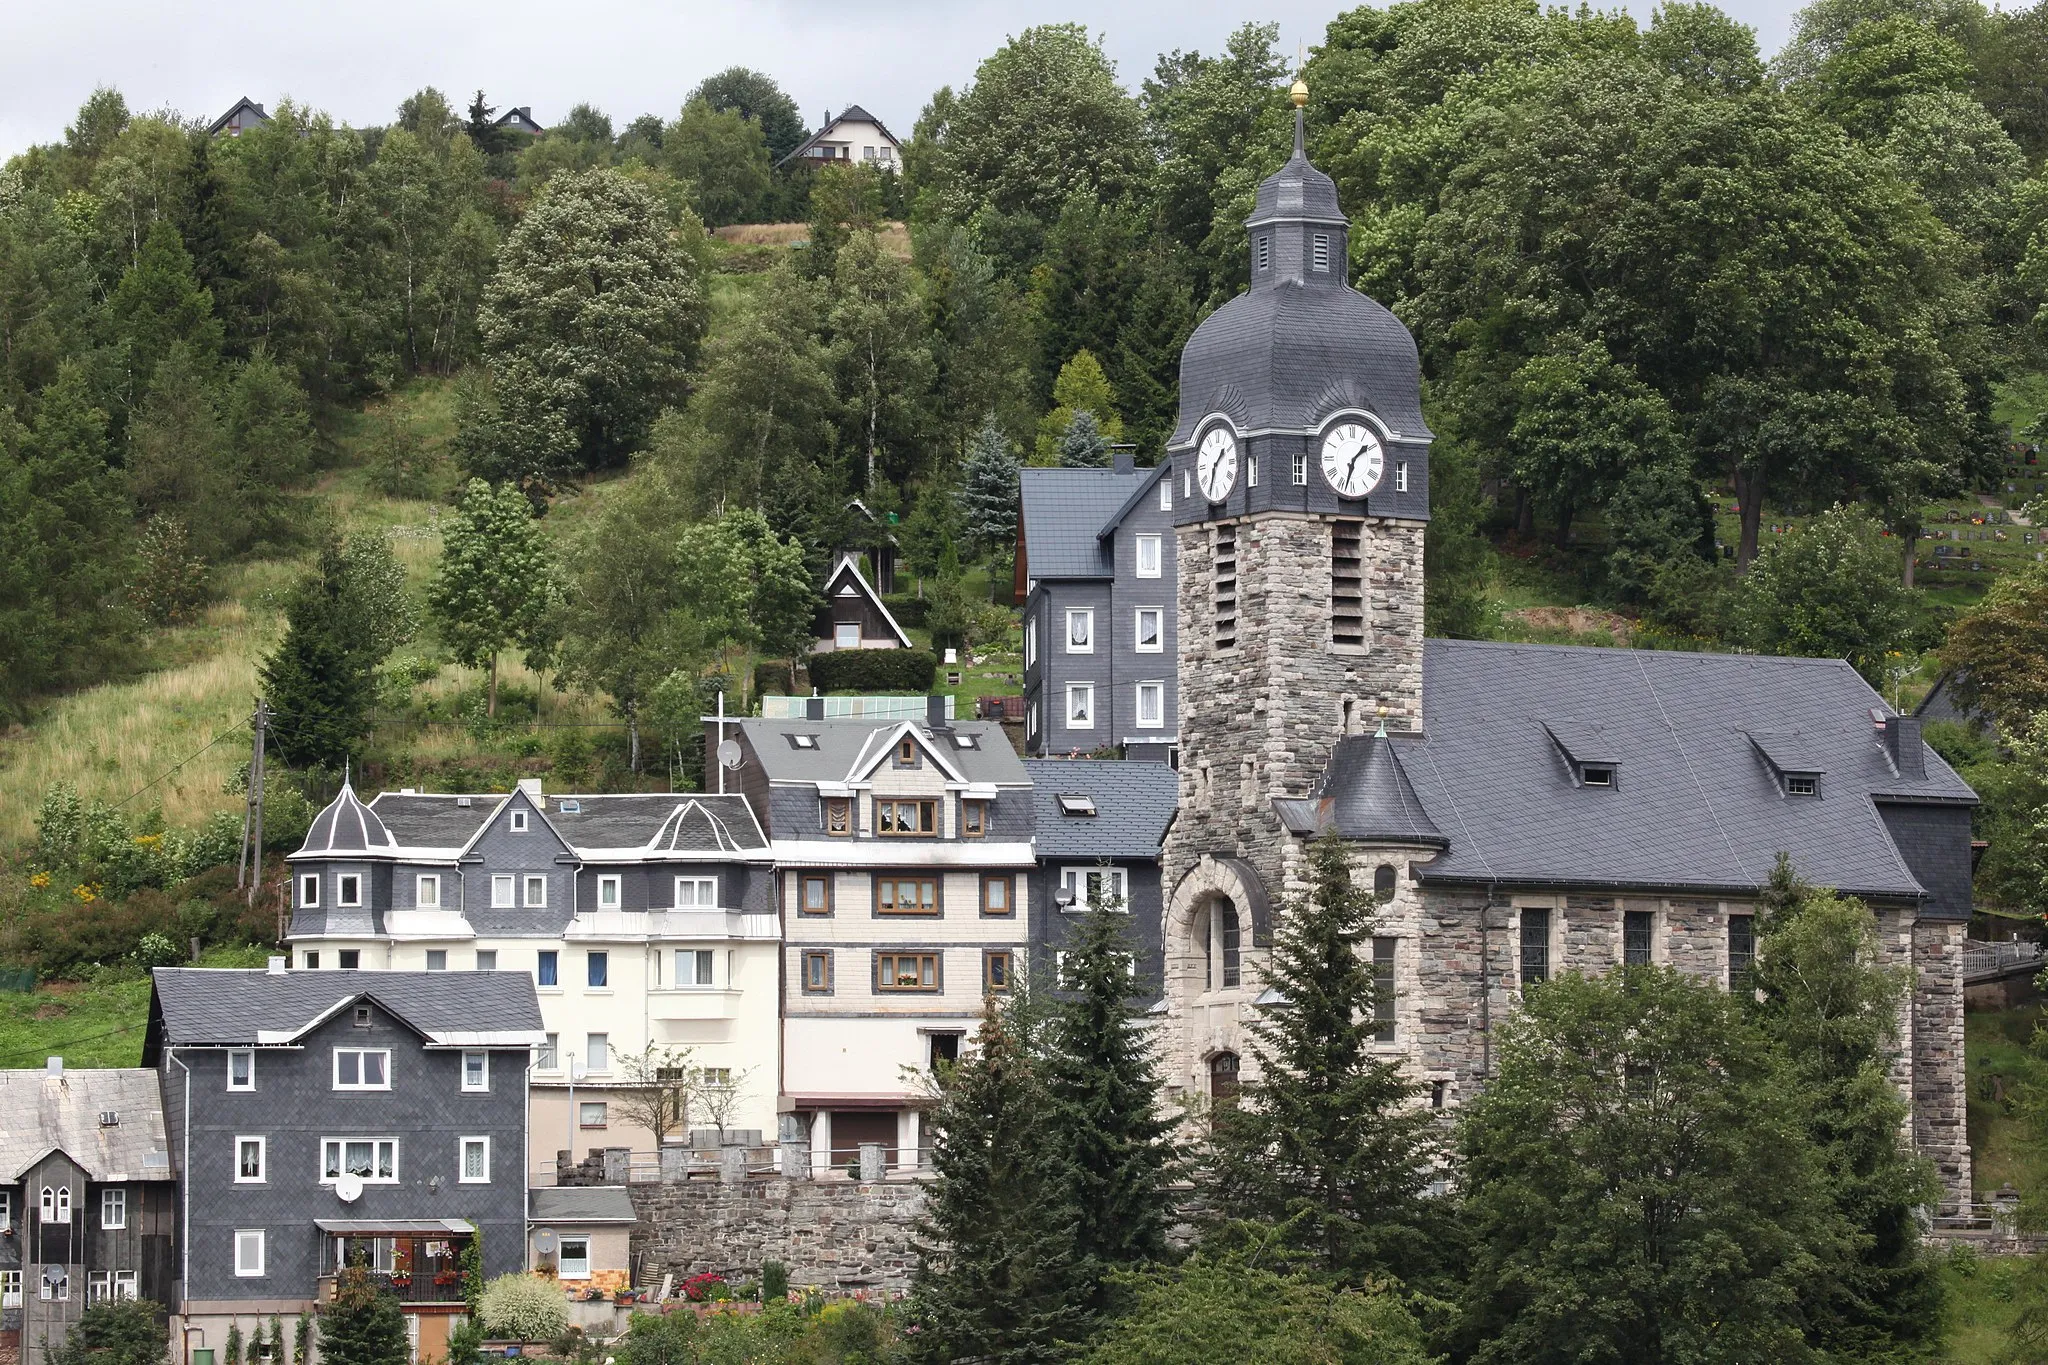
[1292,450,1308,484]
[0,1191,10,1226]
[491,874,514,908]
[558,1237,592,1279]
[1066,609,1094,654]
[462,1051,489,1092]
[1062,865,1130,910]
[834,620,861,649]
[475,950,497,971]
[1135,608,1164,653]
[1066,683,1095,729]
[538,1033,559,1070]
[236,1136,266,1184]
[235,1229,265,1278]
[1024,617,1037,668]
[523,874,547,908]
[320,1137,399,1184]
[577,1102,608,1130]
[675,948,716,987]
[299,874,319,907]
[1136,682,1165,729]
[458,1136,490,1184]
[114,1271,137,1301]
[100,1187,125,1229]
[332,1048,392,1091]
[228,1049,255,1091]
[88,1270,112,1304]
[597,874,621,910]
[1183,467,1192,499]
[425,949,447,971]
[1396,462,1409,492]
[416,874,440,909]
[41,1185,71,1222]
[2,1269,20,1308]
[1159,479,1172,511]
[38,1267,68,1301]
[509,809,528,833]
[336,873,361,907]
[1136,534,1162,579]
[674,875,717,908]
[1027,699,1039,739]
[1247,453,1259,487]
[586,1032,610,1072]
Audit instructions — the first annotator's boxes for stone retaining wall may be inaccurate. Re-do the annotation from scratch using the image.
[630,1179,927,1294]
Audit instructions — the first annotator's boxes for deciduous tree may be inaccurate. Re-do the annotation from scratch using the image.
[426,479,563,715]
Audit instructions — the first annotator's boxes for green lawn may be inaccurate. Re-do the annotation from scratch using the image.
[0,945,271,1069]
[1971,1003,2047,1200]
[1941,1249,2032,1363]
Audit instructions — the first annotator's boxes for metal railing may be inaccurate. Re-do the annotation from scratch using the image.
[1961,939,2044,981]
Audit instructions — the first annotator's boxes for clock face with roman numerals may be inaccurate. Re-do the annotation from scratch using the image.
[1321,421,1385,497]
[1197,425,1238,501]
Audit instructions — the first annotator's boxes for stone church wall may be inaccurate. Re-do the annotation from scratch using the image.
[631,1179,926,1293]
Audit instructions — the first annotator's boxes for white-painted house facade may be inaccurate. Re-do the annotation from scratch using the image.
[284,780,781,1178]
[780,106,902,168]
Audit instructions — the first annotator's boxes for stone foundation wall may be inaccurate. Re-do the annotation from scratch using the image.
[630,1180,927,1294]
[1912,921,1971,1203]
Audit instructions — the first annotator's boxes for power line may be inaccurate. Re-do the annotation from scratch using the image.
[109,719,250,811]
[0,1018,147,1067]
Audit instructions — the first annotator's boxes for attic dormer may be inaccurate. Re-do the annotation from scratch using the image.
[1746,732,1823,798]
[1541,720,1618,790]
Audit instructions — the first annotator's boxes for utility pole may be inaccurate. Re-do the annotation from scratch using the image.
[237,699,271,907]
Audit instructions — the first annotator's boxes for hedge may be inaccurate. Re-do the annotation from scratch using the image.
[806,648,938,694]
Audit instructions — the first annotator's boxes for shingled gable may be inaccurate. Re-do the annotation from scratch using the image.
[144,968,545,1055]
[822,554,913,647]
[1018,465,1164,580]
[844,720,970,787]
[0,1069,169,1183]
[454,785,571,862]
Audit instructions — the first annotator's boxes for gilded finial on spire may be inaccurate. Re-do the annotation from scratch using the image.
[1289,78,1308,109]
[1291,40,1308,107]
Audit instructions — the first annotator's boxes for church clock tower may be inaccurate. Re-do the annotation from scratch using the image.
[1160,79,1434,1098]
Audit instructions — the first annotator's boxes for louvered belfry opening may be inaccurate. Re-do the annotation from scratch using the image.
[1331,519,1367,646]
[1213,524,1239,650]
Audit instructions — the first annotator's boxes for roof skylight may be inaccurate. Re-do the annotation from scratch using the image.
[1058,794,1098,817]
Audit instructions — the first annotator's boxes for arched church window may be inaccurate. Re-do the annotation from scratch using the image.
[1192,906,1213,990]
[1373,864,1396,899]
[1209,1051,1240,1105]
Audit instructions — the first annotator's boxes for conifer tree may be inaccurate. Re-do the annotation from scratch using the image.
[426,478,563,715]
[261,539,382,770]
[1202,835,1439,1283]
[1033,350,1123,464]
[913,996,1085,1363]
[1057,410,1110,468]
[1747,857,1945,1359]
[107,218,223,400]
[318,1260,409,1365]
[956,414,1021,558]
[1044,892,1178,1310]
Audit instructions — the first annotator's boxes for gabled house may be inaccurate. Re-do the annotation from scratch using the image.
[1023,759,1178,1006]
[813,555,912,653]
[0,1064,174,1358]
[1018,451,1179,762]
[779,106,901,168]
[283,779,781,1178]
[145,965,542,1365]
[492,107,544,136]
[206,98,269,138]
[720,706,1032,1175]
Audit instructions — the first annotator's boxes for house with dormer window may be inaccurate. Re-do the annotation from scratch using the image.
[284,779,780,1169]
[719,702,1032,1175]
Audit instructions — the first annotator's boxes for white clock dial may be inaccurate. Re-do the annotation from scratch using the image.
[1320,422,1385,497]
[1197,426,1238,501]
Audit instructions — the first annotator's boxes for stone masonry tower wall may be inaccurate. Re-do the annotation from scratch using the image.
[1164,512,1425,904]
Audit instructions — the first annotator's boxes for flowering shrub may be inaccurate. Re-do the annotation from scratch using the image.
[478,1272,568,1342]
[682,1273,730,1303]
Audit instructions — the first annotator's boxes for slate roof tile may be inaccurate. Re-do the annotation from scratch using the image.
[1023,758,1178,858]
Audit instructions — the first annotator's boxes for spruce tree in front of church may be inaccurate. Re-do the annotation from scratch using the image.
[911,996,1085,1363]
[1201,835,1440,1285]
[1045,896,1180,1312]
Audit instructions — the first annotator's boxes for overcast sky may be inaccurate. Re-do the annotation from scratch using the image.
[1,0,1807,159]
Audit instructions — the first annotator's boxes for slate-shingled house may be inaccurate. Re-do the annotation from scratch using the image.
[1018,453,1180,763]
[285,780,780,1163]
[145,966,541,1364]
[1023,758,1178,1006]
[0,1066,174,1357]
[1158,91,1978,1203]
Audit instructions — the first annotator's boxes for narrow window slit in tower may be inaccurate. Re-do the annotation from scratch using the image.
[1213,525,1238,651]
[1331,519,1366,646]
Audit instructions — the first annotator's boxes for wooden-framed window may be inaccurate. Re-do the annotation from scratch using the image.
[876,875,941,915]
[799,873,833,915]
[897,737,918,765]
[802,950,833,994]
[875,952,941,992]
[877,799,938,836]
[825,798,852,836]
[962,801,987,837]
[980,873,1012,916]
[983,949,1014,993]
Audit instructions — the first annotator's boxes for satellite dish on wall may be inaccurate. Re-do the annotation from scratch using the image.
[335,1172,364,1203]
[718,740,743,770]
[533,1228,558,1256]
